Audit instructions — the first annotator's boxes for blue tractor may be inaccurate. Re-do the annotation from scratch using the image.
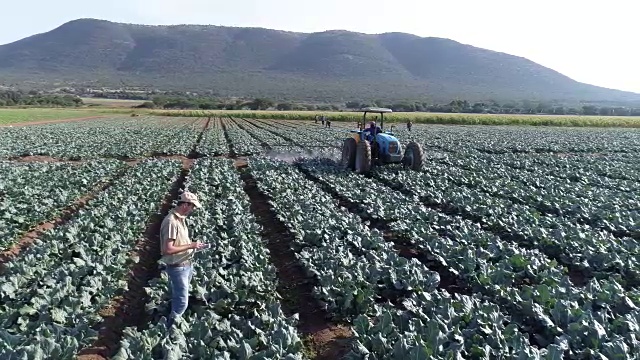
[340,107,424,174]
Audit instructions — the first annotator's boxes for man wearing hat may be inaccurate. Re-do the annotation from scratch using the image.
[159,191,206,328]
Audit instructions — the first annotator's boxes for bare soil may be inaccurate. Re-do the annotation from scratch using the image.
[77,117,209,359]
[8,155,84,163]
[0,169,129,271]
[234,159,353,359]
[77,160,194,360]
[295,163,472,296]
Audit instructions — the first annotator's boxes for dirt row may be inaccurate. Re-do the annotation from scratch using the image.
[234,160,352,359]
[369,173,594,288]
[76,119,212,359]
[0,118,208,359]
[294,163,470,296]
[77,159,194,360]
[292,162,553,348]
[217,120,352,359]
[0,163,137,270]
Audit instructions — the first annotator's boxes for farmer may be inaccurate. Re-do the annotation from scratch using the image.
[364,121,381,140]
[160,191,206,329]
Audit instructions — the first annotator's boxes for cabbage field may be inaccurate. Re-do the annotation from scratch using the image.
[0,116,639,359]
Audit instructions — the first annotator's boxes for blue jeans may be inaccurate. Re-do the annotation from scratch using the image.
[166,265,193,326]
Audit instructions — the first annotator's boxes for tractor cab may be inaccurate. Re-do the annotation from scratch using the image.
[341,108,424,174]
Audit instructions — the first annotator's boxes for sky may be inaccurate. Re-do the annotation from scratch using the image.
[1,0,638,93]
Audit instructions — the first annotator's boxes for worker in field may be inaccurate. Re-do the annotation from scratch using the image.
[159,191,206,329]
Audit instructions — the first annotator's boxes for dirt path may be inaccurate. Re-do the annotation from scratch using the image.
[0,165,133,271]
[294,162,471,296]
[77,159,194,360]
[78,118,209,359]
[294,161,556,347]
[368,172,593,288]
[233,158,352,360]
[0,115,109,127]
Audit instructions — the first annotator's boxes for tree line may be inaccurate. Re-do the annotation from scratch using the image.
[147,96,640,116]
[345,100,640,116]
[137,96,341,111]
[3,88,640,116]
[0,90,83,107]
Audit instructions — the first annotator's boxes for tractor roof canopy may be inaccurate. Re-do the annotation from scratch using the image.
[361,107,393,130]
[361,107,393,114]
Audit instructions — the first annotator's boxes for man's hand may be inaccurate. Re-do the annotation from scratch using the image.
[191,241,207,250]
[164,239,201,255]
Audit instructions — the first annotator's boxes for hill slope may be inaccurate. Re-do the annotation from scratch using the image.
[0,18,638,103]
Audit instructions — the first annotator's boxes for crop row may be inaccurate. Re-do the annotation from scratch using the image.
[0,160,127,251]
[196,118,228,156]
[418,155,640,238]
[245,118,344,148]
[0,159,181,358]
[374,165,640,281]
[230,118,295,148]
[221,118,263,155]
[247,157,549,358]
[115,158,305,359]
[465,151,640,185]
[297,158,640,357]
[431,150,640,196]
[395,125,640,154]
[0,117,205,159]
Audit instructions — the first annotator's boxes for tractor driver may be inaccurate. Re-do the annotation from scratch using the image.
[364,121,381,141]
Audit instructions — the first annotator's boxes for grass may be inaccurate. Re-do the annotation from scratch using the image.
[0,108,111,125]
[149,109,640,128]
[3,107,640,128]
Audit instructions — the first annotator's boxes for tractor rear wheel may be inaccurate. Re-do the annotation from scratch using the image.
[355,140,372,174]
[403,141,424,171]
[341,138,357,170]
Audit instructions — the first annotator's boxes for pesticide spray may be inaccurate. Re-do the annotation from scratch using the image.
[265,148,341,164]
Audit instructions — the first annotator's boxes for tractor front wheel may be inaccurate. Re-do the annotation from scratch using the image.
[403,141,424,171]
[341,138,357,170]
[355,140,372,174]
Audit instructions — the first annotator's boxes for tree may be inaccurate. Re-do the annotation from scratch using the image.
[135,102,156,109]
[471,102,486,113]
[345,101,361,109]
[250,98,275,110]
[582,105,598,115]
[276,103,293,111]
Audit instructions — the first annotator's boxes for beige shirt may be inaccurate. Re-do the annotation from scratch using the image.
[160,210,193,265]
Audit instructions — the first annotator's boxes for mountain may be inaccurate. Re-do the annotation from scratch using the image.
[0,18,638,104]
